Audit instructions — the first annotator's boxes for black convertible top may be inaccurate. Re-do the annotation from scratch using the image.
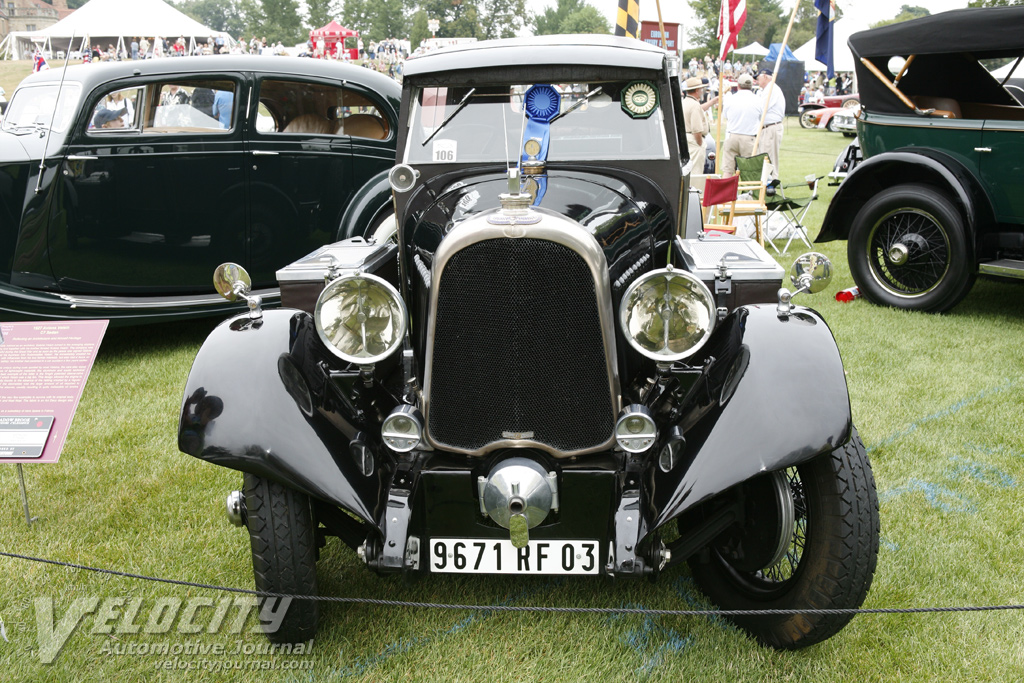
[849,6,1024,59]
[850,7,1024,116]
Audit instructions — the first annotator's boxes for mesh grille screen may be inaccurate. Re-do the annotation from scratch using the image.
[428,238,615,453]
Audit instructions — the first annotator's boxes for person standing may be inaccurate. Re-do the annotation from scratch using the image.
[721,73,760,176]
[131,38,139,60]
[212,89,234,129]
[680,77,718,174]
[756,68,786,174]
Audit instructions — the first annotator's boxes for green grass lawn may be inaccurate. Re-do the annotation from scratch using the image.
[1,121,1024,681]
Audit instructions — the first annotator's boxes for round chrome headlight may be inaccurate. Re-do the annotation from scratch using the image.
[314,273,407,364]
[618,267,716,361]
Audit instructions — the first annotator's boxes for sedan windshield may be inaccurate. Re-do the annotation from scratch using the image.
[405,81,670,164]
[2,83,82,134]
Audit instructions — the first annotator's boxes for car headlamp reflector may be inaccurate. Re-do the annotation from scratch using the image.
[381,405,423,452]
[618,267,715,361]
[615,405,657,453]
[315,273,407,364]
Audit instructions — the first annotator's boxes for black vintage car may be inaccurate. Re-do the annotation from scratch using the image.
[818,6,1024,312]
[179,36,879,650]
[0,56,399,323]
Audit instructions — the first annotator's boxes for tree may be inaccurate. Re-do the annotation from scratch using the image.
[170,0,248,37]
[871,5,930,28]
[417,0,483,38]
[688,0,793,56]
[482,0,529,39]
[341,0,374,35]
[558,6,610,34]
[410,10,430,49]
[261,0,306,44]
[367,0,412,41]
[533,0,583,35]
[306,0,338,30]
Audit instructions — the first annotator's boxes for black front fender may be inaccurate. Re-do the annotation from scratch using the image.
[178,308,382,526]
[648,305,852,535]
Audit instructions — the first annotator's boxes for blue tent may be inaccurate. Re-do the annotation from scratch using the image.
[762,43,799,65]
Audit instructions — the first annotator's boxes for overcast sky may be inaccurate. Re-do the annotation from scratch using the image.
[526,0,975,49]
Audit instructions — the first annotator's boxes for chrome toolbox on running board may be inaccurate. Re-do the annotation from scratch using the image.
[677,235,784,310]
[276,237,398,314]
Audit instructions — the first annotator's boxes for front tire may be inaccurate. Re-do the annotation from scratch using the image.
[244,473,320,643]
[847,184,974,312]
[688,429,879,649]
[799,111,817,129]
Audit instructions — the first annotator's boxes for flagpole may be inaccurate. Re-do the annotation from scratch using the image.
[655,0,668,51]
[714,0,728,174]
[753,0,800,153]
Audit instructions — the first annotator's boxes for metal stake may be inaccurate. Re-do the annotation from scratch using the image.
[16,464,37,525]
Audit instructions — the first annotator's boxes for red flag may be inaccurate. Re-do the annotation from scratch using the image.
[33,50,49,72]
[717,0,748,62]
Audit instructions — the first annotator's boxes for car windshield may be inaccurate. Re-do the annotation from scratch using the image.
[2,83,82,134]
[405,81,670,164]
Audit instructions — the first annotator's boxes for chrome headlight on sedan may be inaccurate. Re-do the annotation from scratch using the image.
[314,273,407,364]
[618,266,716,361]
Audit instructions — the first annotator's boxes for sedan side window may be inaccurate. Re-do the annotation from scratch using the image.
[255,79,389,139]
[143,80,236,133]
[88,86,142,131]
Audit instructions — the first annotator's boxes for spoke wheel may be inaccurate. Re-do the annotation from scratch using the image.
[799,111,817,128]
[866,208,949,296]
[848,184,974,312]
[688,429,879,649]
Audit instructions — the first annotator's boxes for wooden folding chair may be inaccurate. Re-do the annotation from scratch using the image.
[701,174,740,236]
[722,153,770,245]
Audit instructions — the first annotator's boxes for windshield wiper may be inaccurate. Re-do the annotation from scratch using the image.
[421,87,476,146]
[549,87,603,124]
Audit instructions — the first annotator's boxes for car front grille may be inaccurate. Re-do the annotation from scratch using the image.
[427,237,616,455]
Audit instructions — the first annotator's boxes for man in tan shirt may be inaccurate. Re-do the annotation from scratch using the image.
[680,77,717,173]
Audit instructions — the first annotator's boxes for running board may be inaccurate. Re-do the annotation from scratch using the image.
[58,288,281,310]
[978,259,1024,280]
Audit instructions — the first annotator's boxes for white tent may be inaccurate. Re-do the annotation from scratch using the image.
[734,42,769,57]
[792,19,870,74]
[1,0,219,60]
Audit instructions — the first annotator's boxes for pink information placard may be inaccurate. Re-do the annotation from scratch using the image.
[0,320,108,464]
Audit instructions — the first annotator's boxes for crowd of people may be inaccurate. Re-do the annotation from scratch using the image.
[65,32,408,83]
[680,53,855,178]
[681,62,786,177]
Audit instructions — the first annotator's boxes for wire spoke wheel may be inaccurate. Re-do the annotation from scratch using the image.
[868,208,950,297]
[688,430,879,649]
[848,184,974,312]
[758,468,807,585]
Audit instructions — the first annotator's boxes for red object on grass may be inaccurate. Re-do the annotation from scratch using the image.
[835,286,860,302]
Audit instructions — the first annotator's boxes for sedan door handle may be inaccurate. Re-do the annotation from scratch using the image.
[974,147,992,153]
[251,150,279,156]
[67,155,98,160]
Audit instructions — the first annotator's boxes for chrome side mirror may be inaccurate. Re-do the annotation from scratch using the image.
[777,252,833,316]
[213,262,262,319]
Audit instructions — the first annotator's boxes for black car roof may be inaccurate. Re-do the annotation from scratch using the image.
[404,35,666,78]
[849,6,1024,59]
[19,56,401,96]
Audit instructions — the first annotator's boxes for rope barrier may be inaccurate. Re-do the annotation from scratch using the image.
[3,549,1022,618]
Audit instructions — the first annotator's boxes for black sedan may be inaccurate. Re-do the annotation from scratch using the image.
[0,56,400,323]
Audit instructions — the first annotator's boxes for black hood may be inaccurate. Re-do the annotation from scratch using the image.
[0,130,37,164]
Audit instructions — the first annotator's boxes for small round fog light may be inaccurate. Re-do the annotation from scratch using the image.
[615,405,657,453]
[382,405,423,453]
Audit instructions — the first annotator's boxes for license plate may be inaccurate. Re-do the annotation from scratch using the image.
[429,538,599,575]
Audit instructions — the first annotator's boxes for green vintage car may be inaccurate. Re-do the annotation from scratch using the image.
[817,6,1024,312]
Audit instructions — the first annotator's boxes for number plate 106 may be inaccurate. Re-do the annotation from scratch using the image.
[430,539,599,575]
